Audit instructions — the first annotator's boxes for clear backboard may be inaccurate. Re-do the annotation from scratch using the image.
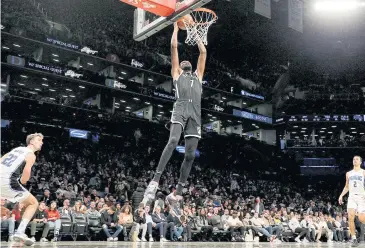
[133,0,212,41]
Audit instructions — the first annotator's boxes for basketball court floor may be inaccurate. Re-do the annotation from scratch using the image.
[0,241,360,248]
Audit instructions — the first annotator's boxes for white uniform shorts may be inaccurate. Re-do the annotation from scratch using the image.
[0,178,30,203]
[347,194,365,214]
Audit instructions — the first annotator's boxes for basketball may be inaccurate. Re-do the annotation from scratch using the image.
[177,14,194,30]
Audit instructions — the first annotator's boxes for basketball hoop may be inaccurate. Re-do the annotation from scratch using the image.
[179,8,217,46]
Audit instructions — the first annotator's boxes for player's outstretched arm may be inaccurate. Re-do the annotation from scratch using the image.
[196,40,207,82]
[338,172,350,205]
[20,153,36,185]
[171,23,181,80]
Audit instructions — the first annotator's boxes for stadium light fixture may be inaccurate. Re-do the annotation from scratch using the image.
[145,102,150,105]
[121,71,127,75]
[66,88,72,91]
[157,114,162,117]
[20,75,28,78]
[50,98,55,100]
[314,1,361,11]
[69,95,76,98]
[120,100,126,103]
[42,84,49,87]
[352,131,357,133]
[159,112,164,114]
[2,46,10,50]
[242,102,246,105]
[13,44,21,47]
[210,119,214,121]
[351,127,356,129]
[301,127,307,129]
[53,59,59,62]
[148,78,153,81]
[294,126,298,128]
[227,120,232,123]
[18,83,25,86]
[79,85,85,89]
[133,97,140,101]
[157,104,163,107]
[1,83,7,87]
[125,109,130,112]
[62,95,68,98]
[126,106,131,109]
[49,89,56,92]
[331,125,337,128]
[87,62,93,66]
[292,132,297,134]
[320,131,325,133]
[360,132,364,134]
[321,128,326,129]
[115,106,120,109]
[52,54,59,57]
[118,77,124,80]
[301,131,305,133]
[79,65,83,68]
[222,97,226,100]
[42,78,47,81]
[328,132,333,134]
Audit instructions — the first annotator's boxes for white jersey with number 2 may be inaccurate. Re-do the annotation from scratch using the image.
[348,169,365,197]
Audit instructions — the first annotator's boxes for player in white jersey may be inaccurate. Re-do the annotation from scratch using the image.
[0,133,43,246]
[338,155,365,247]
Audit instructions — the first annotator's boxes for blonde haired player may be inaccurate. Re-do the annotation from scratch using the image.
[0,133,43,245]
[338,155,365,247]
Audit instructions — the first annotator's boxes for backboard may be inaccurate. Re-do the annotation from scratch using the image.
[133,0,212,41]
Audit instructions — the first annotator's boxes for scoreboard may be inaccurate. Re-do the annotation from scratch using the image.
[286,114,364,122]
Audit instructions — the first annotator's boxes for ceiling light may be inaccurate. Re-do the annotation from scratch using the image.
[79,65,83,68]
[301,131,305,133]
[125,110,130,112]
[34,88,41,91]
[13,44,21,47]
[69,95,76,98]
[42,84,49,86]
[115,102,120,105]
[320,131,325,133]
[118,77,124,80]
[158,105,163,107]
[18,83,25,86]
[62,95,68,98]
[321,128,326,130]
[360,133,364,135]
[115,106,120,109]
[52,54,59,57]
[352,132,357,134]
[252,124,256,126]
[87,62,93,66]
[20,75,27,78]
[169,110,172,113]
[133,97,140,101]
[157,114,162,117]
[212,116,217,119]
[219,100,223,103]
[210,119,214,122]
[332,126,337,128]
[50,98,55,100]
[301,128,307,129]
[79,85,85,89]
[159,112,164,114]
[222,97,226,100]
[53,59,59,62]
[66,88,72,91]
[49,89,56,92]
[120,100,126,103]
[121,71,127,75]
[243,102,247,105]
[292,132,296,134]
[126,106,131,109]
[208,114,212,116]
[1,83,7,87]
[227,120,232,123]
[145,102,150,105]
[2,46,10,50]
[148,78,153,81]
[42,78,47,81]
[328,132,333,134]
[294,126,298,128]
[351,127,356,129]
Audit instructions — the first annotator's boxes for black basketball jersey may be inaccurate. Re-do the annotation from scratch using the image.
[173,71,202,105]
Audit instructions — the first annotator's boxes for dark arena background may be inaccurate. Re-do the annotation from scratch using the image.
[1,0,365,247]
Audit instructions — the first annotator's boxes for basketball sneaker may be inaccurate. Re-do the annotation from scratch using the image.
[142,181,159,204]
[351,239,359,247]
[13,233,35,246]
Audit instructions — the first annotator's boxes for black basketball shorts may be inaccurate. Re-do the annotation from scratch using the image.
[169,101,201,139]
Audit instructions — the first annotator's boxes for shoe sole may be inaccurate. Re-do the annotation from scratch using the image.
[13,236,34,246]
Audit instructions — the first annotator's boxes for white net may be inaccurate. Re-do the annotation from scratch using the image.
[182,8,217,46]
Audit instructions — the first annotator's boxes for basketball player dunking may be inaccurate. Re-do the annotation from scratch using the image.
[338,155,365,247]
[142,22,206,209]
[1,133,43,246]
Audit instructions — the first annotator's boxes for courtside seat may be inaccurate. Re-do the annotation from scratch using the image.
[87,216,102,241]
[59,214,75,240]
[73,214,88,240]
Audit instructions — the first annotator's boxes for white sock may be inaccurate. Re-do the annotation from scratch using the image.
[352,235,356,240]
[16,218,30,234]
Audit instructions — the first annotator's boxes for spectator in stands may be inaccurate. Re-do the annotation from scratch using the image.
[85,201,101,218]
[132,204,147,242]
[251,212,276,242]
[316,215,333,242]
[131,182,144,211]
[29,201,48,242]
[1,199,15,241]
[101,206,122,241]
[151,206,169,242]
[59,199,73,217]
[341,216,350,241]
[334,215,344,242]
[41,189,53,207]
[300,214,315,242]
[143,205,155,242]
[72,200,87,214]
[44,201,61,242]
[221,209,230,230]
[252,197,264,215]
[196,208,213,242]
[289,213,310,243]
[325,215,338,241]
[181,209,193,241]
[154,192,165,211]
[118,205,133,241]
[12,202,24,226]
[227,210,244,241]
